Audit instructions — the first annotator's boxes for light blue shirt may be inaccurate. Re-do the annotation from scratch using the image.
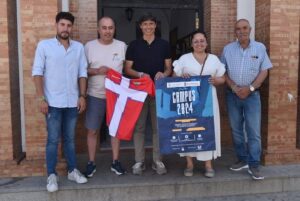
[32,37,87,108]
[220,40,272,86]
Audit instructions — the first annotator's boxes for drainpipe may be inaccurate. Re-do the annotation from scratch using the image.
[62,0,69,11]
[16,0,26,154]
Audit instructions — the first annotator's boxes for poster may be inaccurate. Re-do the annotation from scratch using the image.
[155,76,215,154]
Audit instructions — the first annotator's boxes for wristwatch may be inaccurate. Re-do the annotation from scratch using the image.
[249,85,255,92]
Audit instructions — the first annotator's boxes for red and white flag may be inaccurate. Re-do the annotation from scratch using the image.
[105,69,155,140]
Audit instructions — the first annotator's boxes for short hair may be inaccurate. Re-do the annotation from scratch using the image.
[56,12,75,24]
[138,13,157,25]
[235,19,251,27]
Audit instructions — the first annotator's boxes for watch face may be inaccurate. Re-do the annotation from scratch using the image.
[250,85,255,92]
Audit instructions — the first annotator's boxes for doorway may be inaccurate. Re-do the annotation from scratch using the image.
[97,0,204,149]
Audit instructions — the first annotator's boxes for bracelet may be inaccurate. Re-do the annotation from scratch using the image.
[38,95,47,102]
[79,94,87,98]
[138,72,144,78]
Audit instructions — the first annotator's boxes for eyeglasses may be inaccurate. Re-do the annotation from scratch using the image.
[192,40,206,45]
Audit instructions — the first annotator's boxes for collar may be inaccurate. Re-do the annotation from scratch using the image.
[141,37,157,45]
[237,39,253,50]
[54,36,73,47]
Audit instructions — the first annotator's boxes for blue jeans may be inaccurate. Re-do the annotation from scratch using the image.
[46,107,78,175]
[226,90,261,168]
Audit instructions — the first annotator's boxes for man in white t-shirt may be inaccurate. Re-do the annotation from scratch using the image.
[84,16,127,177]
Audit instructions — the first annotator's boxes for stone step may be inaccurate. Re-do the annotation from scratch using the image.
[0,148,300,201]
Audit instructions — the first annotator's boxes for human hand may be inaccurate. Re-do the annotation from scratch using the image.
[154,72,165,80]
[39,99,48,114]
[181,73,190,79]
[77,97,86,113]
[139,72,150,78]
[97,66,110,75]
[236,86,251,99]
[209,77,223,86]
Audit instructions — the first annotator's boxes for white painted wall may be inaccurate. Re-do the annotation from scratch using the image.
[237,0,255,39]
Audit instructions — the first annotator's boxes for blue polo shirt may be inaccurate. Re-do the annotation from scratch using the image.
[125,37,171,80]
[220,40,272,86]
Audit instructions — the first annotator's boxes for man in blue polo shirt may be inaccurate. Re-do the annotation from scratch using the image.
[124,13,172,175]
[32,12,88,192]
[221,19,272,180]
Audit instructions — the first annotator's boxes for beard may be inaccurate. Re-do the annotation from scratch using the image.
[57,31,70,40]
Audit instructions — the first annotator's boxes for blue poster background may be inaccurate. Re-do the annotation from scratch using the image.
[155,76,215,154]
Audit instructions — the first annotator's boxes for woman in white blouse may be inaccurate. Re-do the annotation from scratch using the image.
[173,31,225,178]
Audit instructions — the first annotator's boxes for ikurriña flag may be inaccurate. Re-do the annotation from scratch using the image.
[105,69,155,140]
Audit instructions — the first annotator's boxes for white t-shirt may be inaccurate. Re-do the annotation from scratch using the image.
[85,39,127,98]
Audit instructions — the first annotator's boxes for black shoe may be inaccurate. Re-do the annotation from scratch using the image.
[229,160,249,171]
[248,166,264,180]
[85,161,96,178]
[111,160,126,175]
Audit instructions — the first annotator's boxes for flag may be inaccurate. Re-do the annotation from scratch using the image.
[105,69,155,140]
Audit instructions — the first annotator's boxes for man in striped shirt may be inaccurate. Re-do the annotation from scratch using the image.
[221,19,272,180]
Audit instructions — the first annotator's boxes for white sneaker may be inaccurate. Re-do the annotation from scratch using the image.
[46,174,58,192]
[152,161,167,175]
[68,169,88,184]
[132,162,146,175]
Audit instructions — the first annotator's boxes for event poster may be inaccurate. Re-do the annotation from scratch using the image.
[155,76,215,154]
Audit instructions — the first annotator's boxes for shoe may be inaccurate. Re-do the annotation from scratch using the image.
[229,161,249,171]
[68,168,88,184]
[111,160,126,175]
[132,162,145,175]
[85,161,96,178]
[184,168,193,177]
[46,174,58,193]
[204,169,215,178]
[248,166,264,180]
[152,161,167,175]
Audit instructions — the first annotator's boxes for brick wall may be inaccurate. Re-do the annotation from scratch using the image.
[203,0,237,147]
[69,0,98,153]
[70,0,98,44]
[255,0,271,155]
[20,0,58,161]
[0,0,14,162]
[260,0,300,164]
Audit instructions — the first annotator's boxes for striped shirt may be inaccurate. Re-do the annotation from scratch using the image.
[220,40,272,86]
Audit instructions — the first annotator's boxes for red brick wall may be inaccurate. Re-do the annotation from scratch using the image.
[204,0,237,147]
[20,0,58,161]
[255,0,271,156]
[260,0,300,164]
[0,0,14,161]
[70,0,98,153]
[70,0,98,44]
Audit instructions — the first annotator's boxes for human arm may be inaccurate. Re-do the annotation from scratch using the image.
[124,60,150,78]
[87,66,110,76]
[154,58,172,80]
[209,75,225,86]
[77,77,87,113]
[226,70,269,99]
[33,76,48,114]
